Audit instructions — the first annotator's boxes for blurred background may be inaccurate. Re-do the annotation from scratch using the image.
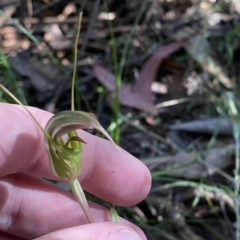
[1,0,240,239]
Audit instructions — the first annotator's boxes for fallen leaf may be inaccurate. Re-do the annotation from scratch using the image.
[93,39,187,111]
[93,65,115,92]
[93,65,153,110]
[132,39,187,102]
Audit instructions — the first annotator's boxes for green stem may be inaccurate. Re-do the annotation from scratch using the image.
[118,0,147,78]
[69,178,93,223]
[234,121,240,240]
[110,204,120,223]
[71,13,83,111]
[102,0,120,144]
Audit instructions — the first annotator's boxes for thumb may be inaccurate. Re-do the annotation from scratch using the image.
[33,222,146,240]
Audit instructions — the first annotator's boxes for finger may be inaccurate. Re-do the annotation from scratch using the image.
[0,103,151,206]
[0,173,145,239]
[34,222,145,240]
[0,231,25,240]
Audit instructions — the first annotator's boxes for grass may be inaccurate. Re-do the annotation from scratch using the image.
[103,0,148,144]
[0,52,27,104]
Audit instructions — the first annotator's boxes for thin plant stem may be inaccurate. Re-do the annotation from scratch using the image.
[234,121,240,240]
[110,204,120,223]
[225,91,240,239]
[73,0,91,111]
[102,0,120,144]
[69,178,93,223]
[71,13,83,111]
[102,0,147,144]
[118,0,147,78]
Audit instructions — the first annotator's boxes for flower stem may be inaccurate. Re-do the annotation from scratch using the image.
[69,178,93,223]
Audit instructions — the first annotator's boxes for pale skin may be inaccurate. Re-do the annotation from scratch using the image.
[0,103,152,240]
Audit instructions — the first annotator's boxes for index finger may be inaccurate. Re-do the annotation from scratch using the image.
[0,103,151,206]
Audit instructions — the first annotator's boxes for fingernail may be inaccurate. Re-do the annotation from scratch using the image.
[109,230,141,240]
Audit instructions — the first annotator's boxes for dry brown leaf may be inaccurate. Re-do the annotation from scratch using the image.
[132,39,187,101]
[93,65,152,110]
[93,65,116,92]
[93,40,187,111]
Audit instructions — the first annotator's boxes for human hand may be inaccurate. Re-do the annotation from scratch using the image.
[0,103,151,240]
